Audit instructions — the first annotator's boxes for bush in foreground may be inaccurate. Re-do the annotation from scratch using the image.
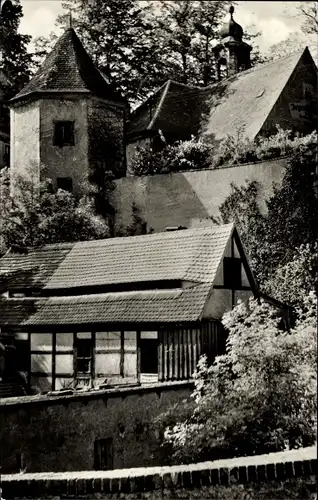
[156,294,317,465]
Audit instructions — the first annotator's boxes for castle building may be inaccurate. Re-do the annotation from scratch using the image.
[7,7,318,192]
[9,27,128,196]
[127,8,318,168]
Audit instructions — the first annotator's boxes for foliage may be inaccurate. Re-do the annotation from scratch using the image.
[130,136,213,176]
[34,0,166,105]
[130,127,318,177]
[298,1,318,35]
[156,294,317,465]
[0,167,110,252]
[154,0,232,86]
[0,0,33,98]
[266,31,317,64]
[263,244,318,309]
[209,129,318,285]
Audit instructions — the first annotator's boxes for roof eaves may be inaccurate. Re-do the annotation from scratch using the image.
[9,88,92,105]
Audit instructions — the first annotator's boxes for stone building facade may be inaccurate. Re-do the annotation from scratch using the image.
[9,28,128,196]
[6,7,318,195]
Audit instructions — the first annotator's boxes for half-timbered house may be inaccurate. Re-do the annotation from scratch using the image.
[0,224,278,396]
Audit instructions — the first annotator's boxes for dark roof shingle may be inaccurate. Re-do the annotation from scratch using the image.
[0,298,40,327]
[127,80,201,138]
[0,243,74,290]
[24,285,211,325]
[200,49,309,141]
[11,28,127,104]
[45,225,234,290]
[128,48,314,142]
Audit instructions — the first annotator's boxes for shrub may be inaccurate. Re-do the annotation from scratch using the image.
[156,294,317,465]
[130,136,213,176]
[129,128,318,176]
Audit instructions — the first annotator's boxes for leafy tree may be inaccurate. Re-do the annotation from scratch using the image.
[154,1,263,86]
[263,244,318,309]
[215,130,318,283]
[298,1,318,35]
[266,31,317,63]
[0,0,33,98]
[0,167,110,252]
[157,293,317,464]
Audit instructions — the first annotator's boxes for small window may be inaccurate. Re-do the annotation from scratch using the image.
[94,438,113,470]
[15,340,30,373]
[223,257,242,289]
[53,121,75,147]
[75,338,92,375]
[140,331,158,375]
[57,177,73,192]
[4,144,10,166]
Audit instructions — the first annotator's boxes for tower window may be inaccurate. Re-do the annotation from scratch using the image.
[57,177,73,192]
[53,121,75,147]
[223,257,242,289]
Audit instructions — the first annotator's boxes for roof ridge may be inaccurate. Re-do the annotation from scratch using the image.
[203,47,306,91]
[148,79,171,130]
[71,224,234,246]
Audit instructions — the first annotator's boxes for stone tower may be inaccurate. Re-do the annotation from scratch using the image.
[213,6,252,79]
[9,28,128,196]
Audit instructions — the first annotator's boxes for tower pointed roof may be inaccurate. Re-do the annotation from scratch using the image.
[10,28,127,105]
[220,5,244,41]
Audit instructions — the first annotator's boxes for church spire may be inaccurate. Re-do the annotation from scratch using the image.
[212,5,252,79]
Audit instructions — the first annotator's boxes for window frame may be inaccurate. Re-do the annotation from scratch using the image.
[94,438,113,470]
[53,120,75,147]
[223,257,242,289]
[75,337,93,376]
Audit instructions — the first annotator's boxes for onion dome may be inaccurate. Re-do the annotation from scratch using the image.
[220,6,244,41]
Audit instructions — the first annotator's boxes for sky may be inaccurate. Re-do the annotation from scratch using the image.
[19,0,312,55]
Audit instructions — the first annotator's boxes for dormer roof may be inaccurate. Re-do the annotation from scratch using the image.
[10,28,127,105]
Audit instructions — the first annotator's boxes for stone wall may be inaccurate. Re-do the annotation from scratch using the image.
[40,98,89,195]
[0,381,191,474]
[112,158,288,234]
[10,101,40,192]
[87,98,126,182]
[1,446,316,499]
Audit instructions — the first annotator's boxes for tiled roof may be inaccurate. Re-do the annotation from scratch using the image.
[24,285,211,325]
[0,298,40,327]
[200,49,309,141]
[45,224,234,290]
[127,80,201,138]
[128,48,312,142]
[11,28,126,104]
[0,243,74,290]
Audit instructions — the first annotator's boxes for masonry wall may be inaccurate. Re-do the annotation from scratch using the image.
[112,158,287,234]
[261,52,318,137]
[40,98,89,194]
[1,446,316,499]
[87,98,126,183]
[10,101,40,192]
[0,382,191,474]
